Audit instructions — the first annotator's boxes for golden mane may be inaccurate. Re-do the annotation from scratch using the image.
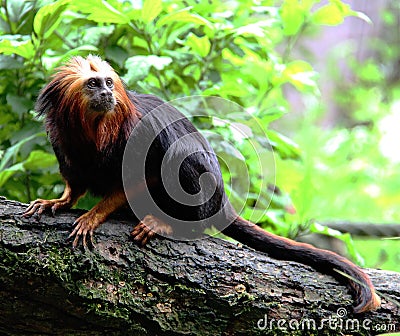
[39,55,139,151]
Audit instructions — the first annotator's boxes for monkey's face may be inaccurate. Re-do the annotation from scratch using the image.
[84,76,117,113]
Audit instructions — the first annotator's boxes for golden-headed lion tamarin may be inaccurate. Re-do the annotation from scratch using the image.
[23,55,380,313]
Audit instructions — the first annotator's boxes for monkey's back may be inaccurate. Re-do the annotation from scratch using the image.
[124,93,229,237]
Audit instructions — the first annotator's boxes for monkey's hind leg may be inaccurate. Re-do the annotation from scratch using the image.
[131,215,173,246]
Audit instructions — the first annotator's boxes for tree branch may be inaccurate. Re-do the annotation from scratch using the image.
[0,198,399,335]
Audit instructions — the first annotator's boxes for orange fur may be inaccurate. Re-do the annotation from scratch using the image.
[46,55,139,151]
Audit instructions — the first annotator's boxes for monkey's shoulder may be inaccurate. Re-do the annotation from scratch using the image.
[127,92,202,149]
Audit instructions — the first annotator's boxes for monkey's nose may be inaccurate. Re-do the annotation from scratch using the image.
[100,89,112,97]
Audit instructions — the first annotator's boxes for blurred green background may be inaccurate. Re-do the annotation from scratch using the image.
[0,0,399,272]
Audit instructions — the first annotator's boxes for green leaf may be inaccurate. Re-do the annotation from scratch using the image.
[214,139,246,163]
[312,1,371,26]
[23,150,57,171]
[266,130,301,160]
[41,45,99,70]
[259,107,286,124]
[71,0,130,24]
[203,81,249,98]
[123,55,172,85]
[357,61,384,83]
[0,38,34,59]
[282,60,318,92]
[5,0,34,24]
[0,163,24,188]
[185,33,210,57]
[280,0,304,36]
[312,4,344,25]
[6,93,33,117]
[142,0,162,23]
[33,0,69,39]
[81,26,115,45]
[0,133,46,172]
[0,55,24,70]
[0,148,56,188]
[234,23,267,38]
[156,7,213,30]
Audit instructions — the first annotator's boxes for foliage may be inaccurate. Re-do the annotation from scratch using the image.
[274,2,400,271]
[0,0,397,270]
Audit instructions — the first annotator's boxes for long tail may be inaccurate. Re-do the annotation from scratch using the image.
[222,217,381,313]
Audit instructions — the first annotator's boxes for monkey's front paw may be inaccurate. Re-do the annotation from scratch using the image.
[131,215,173,246]
[69,212,102,248]
[23,199,69,219]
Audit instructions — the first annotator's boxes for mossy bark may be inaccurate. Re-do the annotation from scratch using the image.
[0,197,399,335]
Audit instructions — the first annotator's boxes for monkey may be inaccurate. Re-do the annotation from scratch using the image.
[23,55,380,313]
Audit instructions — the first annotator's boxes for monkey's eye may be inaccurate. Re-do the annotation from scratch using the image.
[87,78,97,88]
[105,78,113,88]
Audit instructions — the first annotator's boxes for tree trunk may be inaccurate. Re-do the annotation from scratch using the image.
[0,197,399,335]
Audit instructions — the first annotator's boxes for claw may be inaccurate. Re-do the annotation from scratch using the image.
[37,204,46,217]
[23,198,69,219]
[72,233,80,249]
[34,211,41,221]
[23,200,41,218]
[82,231,87,248]
[68,228,77,240]
[89,230,95,248]
[140,231,155,246]
[51,205,57,217]
[68,213,99,249]
[131,215,172,246]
